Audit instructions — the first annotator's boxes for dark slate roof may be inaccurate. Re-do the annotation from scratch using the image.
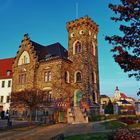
[100,95,109,98]
[31,41,68,61]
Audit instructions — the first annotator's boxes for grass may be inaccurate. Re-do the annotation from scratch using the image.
[128,123,140,128]
[64,120,140,140]
[64,132,110,140]
[102,120,126,130]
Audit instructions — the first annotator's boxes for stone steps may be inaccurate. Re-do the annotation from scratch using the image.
[67,107,88,124]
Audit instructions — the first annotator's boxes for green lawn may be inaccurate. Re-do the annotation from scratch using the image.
[128,123,140,128]
[64,120,140,140]
[102,120,126,129]
[64,132,111,140]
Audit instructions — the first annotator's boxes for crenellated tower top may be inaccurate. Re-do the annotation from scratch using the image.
[66,16,98,32]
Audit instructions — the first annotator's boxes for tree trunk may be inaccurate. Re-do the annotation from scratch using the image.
[29,108,32,124]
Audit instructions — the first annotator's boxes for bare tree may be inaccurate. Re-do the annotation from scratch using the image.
[11,89,49,122]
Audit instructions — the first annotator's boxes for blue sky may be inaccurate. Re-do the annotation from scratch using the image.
[0,0,139,99]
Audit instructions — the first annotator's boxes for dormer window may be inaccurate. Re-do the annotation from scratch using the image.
[7,70,11,76]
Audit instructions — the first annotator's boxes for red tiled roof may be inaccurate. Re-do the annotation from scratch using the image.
[0,58,14,79]
[120,93,128,98]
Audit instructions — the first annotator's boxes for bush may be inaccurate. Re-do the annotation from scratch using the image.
[89,115,105,122]
[89,114,118,122]
[113,129,140,140]
[118,116,139,125]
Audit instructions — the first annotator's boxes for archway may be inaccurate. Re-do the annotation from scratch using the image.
[74,90,82,107]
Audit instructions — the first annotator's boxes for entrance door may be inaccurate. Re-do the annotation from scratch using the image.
[74,90,82,107]
[59,111,65,122]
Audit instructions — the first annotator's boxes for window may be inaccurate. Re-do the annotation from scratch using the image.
[70,33,75,37]
[44,71,51,82]
[94,72,96,83]
[103,101,107,105]
[91,72,94,83]
[8,80,11,87]
[48,91,52,102]
[18,51,30,65]
[0,96,4,103]
[44,91,52,102]
[76,72,81,82]
[94,34,97,39]
[65,71,69,83]
[7,96,10,103]
[73,41,82,54]
[1,81,5,88]
[92,42,96,56]
[92,92,96,103]
[79,30,84,35]
[19,74,26,84]
[75,41,82,54]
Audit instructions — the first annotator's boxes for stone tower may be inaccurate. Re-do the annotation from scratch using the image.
[66,16,100,105]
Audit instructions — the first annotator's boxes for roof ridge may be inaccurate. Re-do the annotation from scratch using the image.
[31,40,45,47]
[0,57,14,61]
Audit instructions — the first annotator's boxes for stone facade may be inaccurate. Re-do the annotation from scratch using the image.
[12,16,100,123]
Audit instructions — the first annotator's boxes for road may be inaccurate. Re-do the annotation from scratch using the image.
[0,121,113,140]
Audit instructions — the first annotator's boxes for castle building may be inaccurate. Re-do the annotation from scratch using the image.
[12,16,100,123]
[0,58,14,112]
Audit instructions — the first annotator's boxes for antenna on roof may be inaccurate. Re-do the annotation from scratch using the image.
[76,2,79,19]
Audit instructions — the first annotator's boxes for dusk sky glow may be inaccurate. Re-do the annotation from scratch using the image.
[0,0,139,99]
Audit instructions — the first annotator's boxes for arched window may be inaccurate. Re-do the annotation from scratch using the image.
[91,72,94,83]
[92,92,96,103]
[76,72,81,82]
[65,71,69,83]
[73,41,82,54]
[92,42,96,56]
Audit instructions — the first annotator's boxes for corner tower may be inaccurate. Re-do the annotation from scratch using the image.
[66,16,100,105]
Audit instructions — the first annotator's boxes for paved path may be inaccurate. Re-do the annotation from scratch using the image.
[0,119,30,129]
[0,120,114,140]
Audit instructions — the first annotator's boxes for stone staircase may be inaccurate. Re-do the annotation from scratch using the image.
[67,107,88,124]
